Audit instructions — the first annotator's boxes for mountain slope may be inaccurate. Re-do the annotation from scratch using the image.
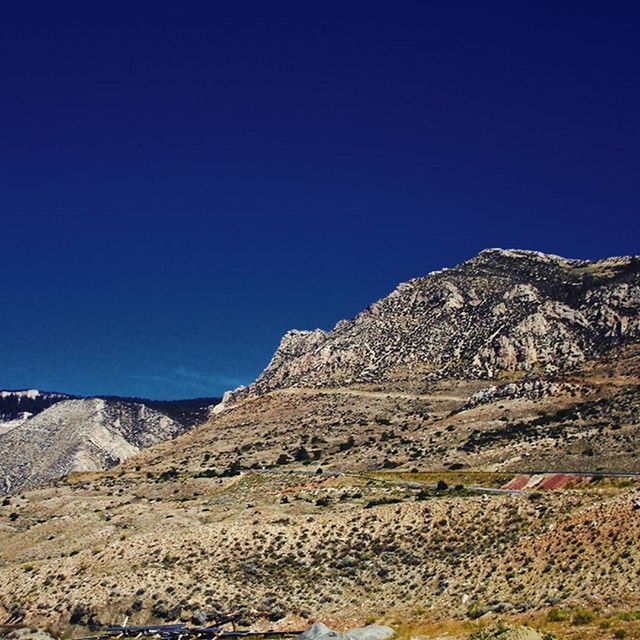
[0,398,191,494]
[228,249,640,402]
[135,249,640,478]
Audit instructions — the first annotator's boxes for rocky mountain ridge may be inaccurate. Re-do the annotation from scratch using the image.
[0,398,186,494]
[227,249,640,404]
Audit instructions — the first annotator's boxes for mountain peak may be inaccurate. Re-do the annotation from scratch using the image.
[476,247,581,263]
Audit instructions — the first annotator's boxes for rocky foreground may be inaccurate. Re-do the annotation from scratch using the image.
[1,466,639,640]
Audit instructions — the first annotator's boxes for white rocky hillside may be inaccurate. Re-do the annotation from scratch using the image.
[0,398,187,494]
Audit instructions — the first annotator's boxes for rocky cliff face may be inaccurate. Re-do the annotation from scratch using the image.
[229,249,640,402]
[0,398,188,493]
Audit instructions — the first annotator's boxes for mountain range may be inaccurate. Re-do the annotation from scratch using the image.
[229,248,640,399]
[158,248,640,478]
[1,248,640,637]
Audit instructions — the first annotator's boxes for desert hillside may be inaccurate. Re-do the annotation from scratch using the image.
[2,250,640,640]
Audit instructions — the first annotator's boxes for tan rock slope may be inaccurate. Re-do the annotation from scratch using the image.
[228,249,640,401]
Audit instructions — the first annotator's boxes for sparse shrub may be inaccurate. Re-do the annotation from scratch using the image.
[365,497,402,509]
[158,468,178,482]
[195,468,218,478]
[294,446,310,462]
[547,608,568,622]
[467,603,488,619]
[572,608,596,625]
[339,436,355,451]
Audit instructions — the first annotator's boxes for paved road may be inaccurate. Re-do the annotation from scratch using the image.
[358,474,525,495]
[524,469,640,477]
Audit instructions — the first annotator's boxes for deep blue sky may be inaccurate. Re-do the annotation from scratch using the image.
[1,2,639,398]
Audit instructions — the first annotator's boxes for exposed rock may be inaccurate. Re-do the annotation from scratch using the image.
[458,379,587,412]
[0,398,189,493]
[299,622,395,640]
[0,390,74,428]
[226,249,640,403]
[4,630,57,640]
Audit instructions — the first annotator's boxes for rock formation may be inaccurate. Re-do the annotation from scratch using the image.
[228,249,640,403]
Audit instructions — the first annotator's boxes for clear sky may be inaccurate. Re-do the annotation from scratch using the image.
[1,2,639,399]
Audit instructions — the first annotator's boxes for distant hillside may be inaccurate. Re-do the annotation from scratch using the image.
[99,396,219,429]
[0,398,203,494]
[0,392,220,493]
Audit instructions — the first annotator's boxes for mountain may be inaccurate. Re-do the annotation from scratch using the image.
[132,248,639,478]
[228,249,640,402]
[0,394,220,494]
[1,249,640,634]
[0,399,186,494]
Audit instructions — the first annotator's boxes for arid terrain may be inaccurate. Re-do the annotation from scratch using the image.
[2,250,640,640]
[2,467,640,640]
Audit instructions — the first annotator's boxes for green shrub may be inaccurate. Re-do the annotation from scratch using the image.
[546,608,568,622]
[572,608,596,625]
[365,497,402,509]
[467,603,488,619]
[294,446,310,461]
